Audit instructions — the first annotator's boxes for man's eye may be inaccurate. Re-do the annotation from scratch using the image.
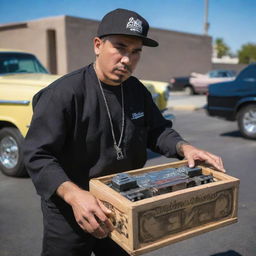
[133,50,141,55]
[116,47,125,51]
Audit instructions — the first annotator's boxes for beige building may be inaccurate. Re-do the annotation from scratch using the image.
[0,15,213,81]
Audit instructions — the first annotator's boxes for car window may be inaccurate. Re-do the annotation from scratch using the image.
[209,71,218,78]
[208,70,236,78]
[0,52,48,74]
[237,65,256,80]
[228,70,236,77]
[218,71,228,77]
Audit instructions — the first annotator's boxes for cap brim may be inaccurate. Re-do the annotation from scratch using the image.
[141,37,159,47]
[98,33,159,47]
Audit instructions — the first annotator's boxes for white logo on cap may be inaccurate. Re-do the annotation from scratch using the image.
[126,17,143,33]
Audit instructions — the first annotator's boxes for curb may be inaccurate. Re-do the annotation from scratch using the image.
[169,105,202,111]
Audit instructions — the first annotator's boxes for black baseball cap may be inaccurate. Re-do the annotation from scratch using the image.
[97,8,158,47]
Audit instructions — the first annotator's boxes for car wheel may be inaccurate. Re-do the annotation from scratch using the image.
[184,86,194,95]
[0,127,27,177]
[237,104,256,139]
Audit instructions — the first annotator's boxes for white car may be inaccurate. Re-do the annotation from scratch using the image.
[189,70,236,94]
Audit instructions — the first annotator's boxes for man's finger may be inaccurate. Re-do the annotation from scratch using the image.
[97,200,114,231]
[76,215,94,233]
[186,155,195,168]
[86,214,107,238]
[202,152,226,173]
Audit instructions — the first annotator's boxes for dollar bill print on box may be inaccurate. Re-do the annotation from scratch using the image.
[138,189,233,243]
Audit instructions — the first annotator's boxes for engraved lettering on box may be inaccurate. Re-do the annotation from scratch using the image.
[102,201,129,238]
[138,189,233,243]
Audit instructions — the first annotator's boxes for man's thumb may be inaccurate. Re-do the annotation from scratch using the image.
[97,199,112,215]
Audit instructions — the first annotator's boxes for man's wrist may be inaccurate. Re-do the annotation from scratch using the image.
[56,181,83,205]
[176,140,190,157]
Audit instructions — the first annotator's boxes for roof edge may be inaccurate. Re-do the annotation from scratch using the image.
[0,22,27,31]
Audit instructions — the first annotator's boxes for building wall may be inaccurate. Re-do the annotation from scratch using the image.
[0,16,67,74]
[28,16,68,74]
[0,15,213,81]
[65,16,98,72]
[63,17,212,82]
[0,23,48,67]
[134,28,212,81]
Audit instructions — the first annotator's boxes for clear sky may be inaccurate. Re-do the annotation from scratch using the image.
[0,0,255,54]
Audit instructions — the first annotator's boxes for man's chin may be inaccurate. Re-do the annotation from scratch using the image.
[110,75,129,85]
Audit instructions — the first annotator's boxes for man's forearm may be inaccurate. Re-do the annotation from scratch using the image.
[56,181,84,205]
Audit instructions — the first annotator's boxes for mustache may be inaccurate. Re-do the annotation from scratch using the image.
[114,65,132,73]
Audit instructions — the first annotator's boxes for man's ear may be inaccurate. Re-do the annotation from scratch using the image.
[94,37,102,56]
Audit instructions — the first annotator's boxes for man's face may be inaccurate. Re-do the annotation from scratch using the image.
[94,35,143,85]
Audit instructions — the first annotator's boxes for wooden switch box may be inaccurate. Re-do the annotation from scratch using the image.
[89,160,239,255]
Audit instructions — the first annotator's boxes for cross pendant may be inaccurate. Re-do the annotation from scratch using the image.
[114,145,124,160]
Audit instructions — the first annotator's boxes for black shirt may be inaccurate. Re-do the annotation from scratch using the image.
[23,64,184,200]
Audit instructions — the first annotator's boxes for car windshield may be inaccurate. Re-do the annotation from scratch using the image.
[0,52,49,75]
[208,70,236,78]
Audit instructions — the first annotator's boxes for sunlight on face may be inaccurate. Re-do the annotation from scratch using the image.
[94,35,143,85]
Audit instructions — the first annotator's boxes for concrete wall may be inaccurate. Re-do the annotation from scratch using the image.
[65,16,98,72]
[0,16,67,74]
[63,17,213,82]
[0,23,48,68]
[28,16,68,74]
[134,28,212,81]
[0,15,213,81]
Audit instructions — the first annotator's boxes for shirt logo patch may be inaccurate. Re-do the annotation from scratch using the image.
[126,17,143,33]
[131,112,144,120]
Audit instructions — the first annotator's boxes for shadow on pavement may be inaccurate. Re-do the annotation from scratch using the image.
[220,130,242,138]
[220,130,255,141]
[211,250,242,256]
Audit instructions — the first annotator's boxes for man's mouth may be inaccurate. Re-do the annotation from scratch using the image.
[116,69,129,74]
[114,65,132,74]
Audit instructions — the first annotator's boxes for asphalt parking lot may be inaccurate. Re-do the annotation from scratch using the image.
[1,93,255,256]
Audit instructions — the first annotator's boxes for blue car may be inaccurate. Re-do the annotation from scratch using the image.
[206,63,256,139]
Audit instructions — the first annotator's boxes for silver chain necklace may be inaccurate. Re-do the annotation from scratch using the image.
[94,69,125,160]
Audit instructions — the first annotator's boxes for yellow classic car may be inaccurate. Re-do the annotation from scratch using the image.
[0,49,170,177]
[0,49,60,176]
[140,80,170,111]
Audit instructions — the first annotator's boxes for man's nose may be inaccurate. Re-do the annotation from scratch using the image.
[121,55,130,65]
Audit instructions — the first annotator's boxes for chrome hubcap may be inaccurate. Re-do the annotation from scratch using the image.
[0,136,19,169]
[243,110,256,134]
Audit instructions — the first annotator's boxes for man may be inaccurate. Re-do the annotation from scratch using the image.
[23,8,225,256]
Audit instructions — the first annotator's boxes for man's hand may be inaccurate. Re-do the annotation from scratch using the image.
[57,181,114,239]
[179,143,226,173]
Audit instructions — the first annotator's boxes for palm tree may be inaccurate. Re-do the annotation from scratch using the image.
[215,38,230,58]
